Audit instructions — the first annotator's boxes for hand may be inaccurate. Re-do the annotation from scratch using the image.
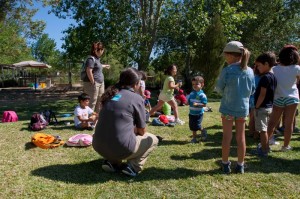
[103,64,110,69]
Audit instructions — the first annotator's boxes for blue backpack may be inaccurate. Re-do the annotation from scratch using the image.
[151,118,165,126]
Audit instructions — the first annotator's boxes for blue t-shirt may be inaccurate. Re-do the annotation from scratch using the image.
[188,90,207,115]
[254,72,277,108]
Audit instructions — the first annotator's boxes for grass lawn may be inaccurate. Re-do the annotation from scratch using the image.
[1,92,300,199]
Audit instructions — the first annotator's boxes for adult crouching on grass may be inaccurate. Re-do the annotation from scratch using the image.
[82,41,110,113]
[92,68,159,177]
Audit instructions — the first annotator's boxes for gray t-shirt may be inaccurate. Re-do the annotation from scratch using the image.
[85,56,104,83]
[92,88,146,161]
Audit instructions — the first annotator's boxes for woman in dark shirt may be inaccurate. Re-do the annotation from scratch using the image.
[83,41,110,113]
[92,68,158,177]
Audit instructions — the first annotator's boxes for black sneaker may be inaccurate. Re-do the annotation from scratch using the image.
[102,160,116,173]
[235,164,244,174]
[221,162,231,174]
[122,164,137,177]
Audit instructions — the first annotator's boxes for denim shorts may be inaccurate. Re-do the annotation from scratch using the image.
[189,114,203,131]
[273,97,299,107]
[221,114,247,121]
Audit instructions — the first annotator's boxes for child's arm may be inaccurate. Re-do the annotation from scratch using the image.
[255,87,267,109]
[193,102,206,107]
[168,80,182,90]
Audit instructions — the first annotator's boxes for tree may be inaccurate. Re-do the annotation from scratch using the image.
[0,21,33,64]
[51,0,164,70]
[192,15,226,95]
[234,0,300,59]
[0,0,46,64]
[31,34,57,63]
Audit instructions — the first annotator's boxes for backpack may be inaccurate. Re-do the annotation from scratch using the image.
[80,56,96,81]
[2,111,18,122]
[29,113,48,131]
[151,118,165,126]
[40,110,58,124]
[66,134,93,147]
[31,133,65,149]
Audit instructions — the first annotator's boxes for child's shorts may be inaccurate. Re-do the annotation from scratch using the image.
[273,97,299,107]
[189,114,203,131]
[75,122,93,129]
[254,108,272,132]
[221,114,247,121]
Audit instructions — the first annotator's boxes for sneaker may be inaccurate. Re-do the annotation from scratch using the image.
[201,129,207,141]
[122,164,137,177]
[235,164,245,174]
[175,118,185,125]
[281,145,292,152]
[256,143,272,153]
[190,137,198,143]
[221,162,231,174]
[102,160,116,173]
[269,136,280,145]
[252,146,268,157]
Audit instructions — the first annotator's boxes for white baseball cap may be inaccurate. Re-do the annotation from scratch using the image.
[223,41,244,54]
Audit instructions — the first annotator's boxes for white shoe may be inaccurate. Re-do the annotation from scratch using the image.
[175,118,185,125]
[269,136,279,145]
[281,145,292,152]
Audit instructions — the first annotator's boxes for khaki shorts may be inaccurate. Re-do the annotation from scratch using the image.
[254,108,272,132]
[158,92,174,102]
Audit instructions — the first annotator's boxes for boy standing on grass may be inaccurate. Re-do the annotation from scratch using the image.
[74,93,98,130]
[253,52,277,157]
[188,76,208,143]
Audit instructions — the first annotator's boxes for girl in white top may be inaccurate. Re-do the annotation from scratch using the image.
[267,45,300,151]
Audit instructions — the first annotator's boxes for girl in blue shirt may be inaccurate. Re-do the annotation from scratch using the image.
[216,41,255,174]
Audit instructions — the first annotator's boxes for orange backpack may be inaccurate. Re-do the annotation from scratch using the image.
[31,133,65,149]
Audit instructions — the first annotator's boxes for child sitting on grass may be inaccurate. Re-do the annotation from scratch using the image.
[74,93,98,130]
[175,89,188,106]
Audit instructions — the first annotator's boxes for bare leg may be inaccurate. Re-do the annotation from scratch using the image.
[168,99,179,119]
[267,105,284,140]
[235,119,246,164]
[283,104,298,147]
[222,118,233,162]
[149,100,165,116]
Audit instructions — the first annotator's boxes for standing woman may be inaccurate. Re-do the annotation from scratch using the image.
[148,64,185,125]
[216,41,255,174]
[92,68,158,177]
[83,41,110,113]
[267,45,300,151]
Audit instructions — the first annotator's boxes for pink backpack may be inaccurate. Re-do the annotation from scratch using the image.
[2,111,18,123]
[66,134,93,147]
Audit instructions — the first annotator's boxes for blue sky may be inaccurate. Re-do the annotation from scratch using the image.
[32,2,75,51]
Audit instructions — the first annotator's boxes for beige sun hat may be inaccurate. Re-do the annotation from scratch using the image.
[223,41,244,54]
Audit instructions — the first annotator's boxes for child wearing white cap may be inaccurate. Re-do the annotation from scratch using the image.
[216,41,256,174]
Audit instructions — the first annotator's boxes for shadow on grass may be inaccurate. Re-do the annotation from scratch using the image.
[170,146,300,175]
[30,159,222,184]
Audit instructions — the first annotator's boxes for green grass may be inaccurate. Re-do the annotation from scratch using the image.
[1,93,300,199]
